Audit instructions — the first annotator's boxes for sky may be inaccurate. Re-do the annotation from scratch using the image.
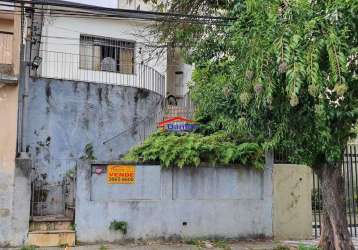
[69,0,117,8]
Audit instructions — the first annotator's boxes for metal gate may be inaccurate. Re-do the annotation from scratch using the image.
[30,159,77,219]
[312,143,358,238]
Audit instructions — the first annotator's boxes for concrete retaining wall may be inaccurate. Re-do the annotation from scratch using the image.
[24,78,163,182]
[75,154,274,242]
[0,158,32,247]
[10,158,32,246]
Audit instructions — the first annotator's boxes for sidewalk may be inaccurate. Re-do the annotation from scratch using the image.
[0,240,304,250]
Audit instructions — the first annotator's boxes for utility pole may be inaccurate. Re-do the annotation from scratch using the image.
[17,2,32,157]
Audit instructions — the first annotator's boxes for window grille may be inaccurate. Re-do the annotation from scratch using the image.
[79,34,135,74]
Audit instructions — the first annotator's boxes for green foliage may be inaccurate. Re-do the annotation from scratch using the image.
[274,245,321,250]
[150,0,358,168]
[125,131,264,169]
[99,245,108,250]
[184,240,231,250]
[69,222,76,231]
[144,0,231,48]
[186,239,206,249]
[80,143,96,161]
[298,244,321,250]
[109,220,128,235]
[65,168,76,179]
[213,240,231,250]
[20,246,37,250]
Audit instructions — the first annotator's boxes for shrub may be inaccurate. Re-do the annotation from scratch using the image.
[109,220,128,234]
[124,131,264,169]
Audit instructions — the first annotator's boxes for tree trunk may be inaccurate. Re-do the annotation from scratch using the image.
[317,166,354,250]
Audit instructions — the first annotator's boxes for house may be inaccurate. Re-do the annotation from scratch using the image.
[25,0,193,173]
[0,0,194,246]
[0,1,317,247]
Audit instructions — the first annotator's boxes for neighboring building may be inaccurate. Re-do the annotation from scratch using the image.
[118,0,154,11]
[0,1,22,246]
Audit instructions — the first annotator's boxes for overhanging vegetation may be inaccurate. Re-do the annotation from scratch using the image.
[124,131,264,169]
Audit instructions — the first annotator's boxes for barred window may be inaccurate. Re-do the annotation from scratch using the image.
[79,34,135,74]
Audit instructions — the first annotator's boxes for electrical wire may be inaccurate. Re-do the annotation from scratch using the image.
[0,0,236,23]
[0,0,228,66]
[0,7,232,26]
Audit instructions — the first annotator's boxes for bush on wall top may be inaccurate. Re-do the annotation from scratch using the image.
[124,131,264,169]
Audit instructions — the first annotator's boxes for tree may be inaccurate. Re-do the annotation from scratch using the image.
[148,0,358,249]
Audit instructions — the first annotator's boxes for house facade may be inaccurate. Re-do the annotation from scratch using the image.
[0,1,316,247]
[24,0,193,178]
[24,0,194,162]
[39,15,167,96]
[5,0,194,246]
[0,0,191,246]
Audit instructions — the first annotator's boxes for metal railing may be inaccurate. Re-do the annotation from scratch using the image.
[38,50,166,96]
[312,143,358,238]
[103,109,164,147]
[273,149,292,164]
[0,31,13,65]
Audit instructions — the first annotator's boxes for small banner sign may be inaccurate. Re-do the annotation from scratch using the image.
[158,116,199,133]
[107,165,136,184]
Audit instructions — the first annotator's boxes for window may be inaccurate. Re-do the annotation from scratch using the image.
[79,35,135,74]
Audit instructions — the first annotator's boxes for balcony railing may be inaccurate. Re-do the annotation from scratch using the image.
[0,31,13,65]
[38,50,166,96]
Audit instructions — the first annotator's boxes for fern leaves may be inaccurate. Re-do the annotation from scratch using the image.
[124,131,264,169]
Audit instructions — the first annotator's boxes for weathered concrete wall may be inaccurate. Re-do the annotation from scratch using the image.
[272,164,313,240]
[75,154,273,243]
[24,78,163,183]
[0,86,31,247]
[0,84,18,246]
[10,158,32,246]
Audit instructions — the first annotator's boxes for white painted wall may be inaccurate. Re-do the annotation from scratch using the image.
[0,1,15,12]
[167,49,194,102]
[39,13,194,99]
[117,0,154,11]
[40,15,167,95]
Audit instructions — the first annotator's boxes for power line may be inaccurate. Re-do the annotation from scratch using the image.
[37,0,236,21]
[2,0,229,65]
[0,5,232,26]
[0,0,236,23]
